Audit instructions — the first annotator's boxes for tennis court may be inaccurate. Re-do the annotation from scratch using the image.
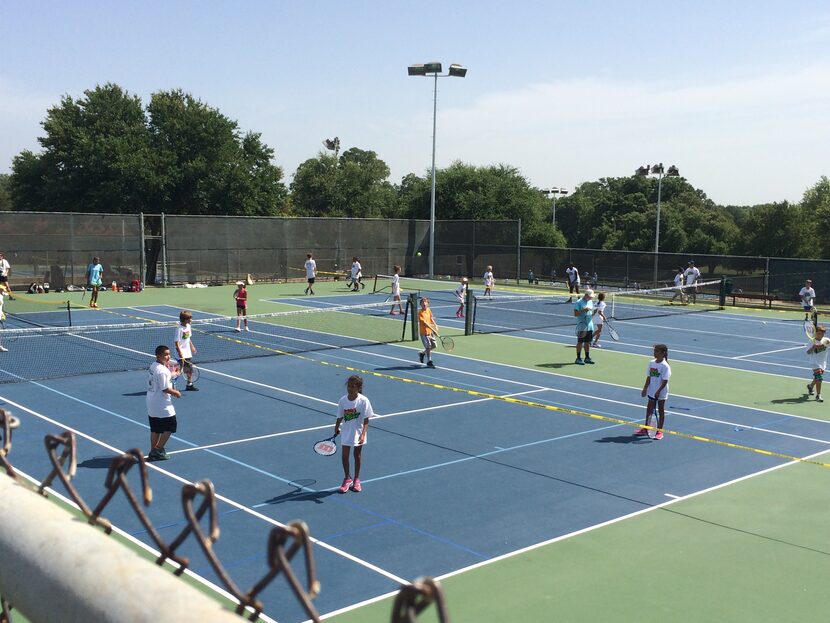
[2,278,830,622]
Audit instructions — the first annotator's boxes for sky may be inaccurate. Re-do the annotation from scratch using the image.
[1,0,829,206]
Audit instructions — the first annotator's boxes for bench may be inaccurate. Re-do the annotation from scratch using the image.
[728,292,775,308]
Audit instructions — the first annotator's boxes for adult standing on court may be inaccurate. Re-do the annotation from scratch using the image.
[174,310,198,391]
[683,261,701,304]
[806,325,829,403]
[146,345,181,460]
[636,344,671,439]
[566,262,580,302]
[0,252,12,299]
[799,279,816,322]
[304,253,317,295]
[334,375,373,493]
[86,256,104,308]
[454,277,468,318]
[573,289,595,365]
[350,257,364,292]
[418,297,438,368]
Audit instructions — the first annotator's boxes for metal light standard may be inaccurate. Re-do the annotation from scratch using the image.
[543,187,569,226]
[408,62,467,279]
[635,163,680,285]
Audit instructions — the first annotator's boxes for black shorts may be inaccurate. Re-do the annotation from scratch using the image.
[0,276,8,283]
[577,330,594,343]
[148,415,178,433]
[307,277,315,284]
[568,281,579,293]
[236,305,247,314]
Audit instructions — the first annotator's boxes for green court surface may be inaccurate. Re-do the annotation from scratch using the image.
[8,281,830,622]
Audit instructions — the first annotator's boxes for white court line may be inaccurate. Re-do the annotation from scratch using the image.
[733,345,807,360]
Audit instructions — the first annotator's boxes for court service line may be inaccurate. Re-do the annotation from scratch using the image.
[733,345,806,360]
[0,396,409,586]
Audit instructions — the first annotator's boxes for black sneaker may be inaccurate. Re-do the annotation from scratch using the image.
[148,449,161,461]
[156,448,170,460]
[426,361,436,368]
[419,352,425,363]
[186,384,199,391]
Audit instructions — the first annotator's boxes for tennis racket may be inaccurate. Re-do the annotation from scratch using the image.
[606,321,620,342]
[81,285,87,302]
[575,320,591,340]
[165,360,182,385]
[647,413,659,439]
[805,320,816,343]
[172,359,200,388]
[434,332,455,352]
[313,433,339,456]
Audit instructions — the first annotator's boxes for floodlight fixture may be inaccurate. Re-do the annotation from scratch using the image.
[448,64,467,77]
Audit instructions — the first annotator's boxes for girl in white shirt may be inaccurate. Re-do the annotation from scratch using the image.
[389,265,404,315]
[483,266,494,299]
[455,277,468,318]
[591,292,607,347]
[636,344,671,439]
[334,375,374,493]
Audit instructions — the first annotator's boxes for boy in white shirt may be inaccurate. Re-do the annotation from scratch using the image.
[799,279,816,322]
[174,310,198,391]
[806,325,829,402]
[146,345,181,460]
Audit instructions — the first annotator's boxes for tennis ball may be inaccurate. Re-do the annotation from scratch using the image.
[417,251,422,256]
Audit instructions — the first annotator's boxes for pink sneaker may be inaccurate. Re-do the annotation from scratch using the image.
[351,478,362,492]
[634,428,648,436]
[338,477,353,493]
[655,431,664,440]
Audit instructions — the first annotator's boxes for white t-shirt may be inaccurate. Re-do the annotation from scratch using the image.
[799,287,816,308]
[483,271,494,287]
[174,323,194,359]
[0,259,9,277]
[146,361,175,418]
[337,393,373,446]
[351,261,362,279]
[566,267,580,284]
[455,283,467,303]
[391,273,401,296]
[645,359,671,400]
[674,273,684,287]
[594,300,606,325]
[304,259,316,279]
[808,337,830,370]
[684,266,700,286]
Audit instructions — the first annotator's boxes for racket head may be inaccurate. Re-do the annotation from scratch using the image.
[647,414,658,439]
[313,435,338,456]
[805,320,816,343]
[441,336,455,352]
[607,323,620,342]
[166,360,182,387]
[181,359,200,383]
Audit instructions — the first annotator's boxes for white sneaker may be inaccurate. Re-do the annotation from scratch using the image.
[244,326,250,332]
[0,345,7,352]
[817,395,824,403]
[234,327,241,332]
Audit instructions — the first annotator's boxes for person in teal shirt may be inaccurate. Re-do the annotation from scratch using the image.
[86,256,104,308]
[573,289,595,365]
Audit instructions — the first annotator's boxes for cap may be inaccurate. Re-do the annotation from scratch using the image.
[584,289,594,297]
[236,281,244,286]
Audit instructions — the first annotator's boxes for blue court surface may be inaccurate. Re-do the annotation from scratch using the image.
[3,293,830,622]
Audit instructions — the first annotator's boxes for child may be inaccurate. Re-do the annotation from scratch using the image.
[304,253,317,295]
[389,265,404,315]
[146,345,181,460]
[591,292,607,348]
[670,268,685,303]
[418,297,438,369]
[636,344,671,439]
[454,277,468,318]
[483,266,494,299]
[233,281,249,332]
[806,325,829,402]
[0,291,7,352]
[799,279,816,322]
[174,310,198,391]
[350,257,364,292]
[334,375,373,493]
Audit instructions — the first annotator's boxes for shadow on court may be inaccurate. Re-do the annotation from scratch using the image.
[770,395,813,405]
[594,435,650,445]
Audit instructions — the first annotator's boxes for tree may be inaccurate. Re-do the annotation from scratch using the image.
[0,174,12,211]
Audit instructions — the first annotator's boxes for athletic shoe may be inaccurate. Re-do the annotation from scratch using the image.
[426,361,436,368]
[0,346,7,352]
[655,431,664,440]
[185,384,199,391]
[339,477,353,493]
[634,428,649,436]
[148,449,161,460]
[156,448,170,460]
[807,383,815,395]
[818,395,824,403]
[592,343,602,348]
[575,358,584,365]
[351,478,362,492]
[584,357,595,364]
[419,352,425,363]
[235,327,242,332]
[244,326,250,332]
[459,312,464,318]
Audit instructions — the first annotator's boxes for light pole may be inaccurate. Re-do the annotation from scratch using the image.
[543,187,568,226]
[635,163,680,286]
[408,62,467,279]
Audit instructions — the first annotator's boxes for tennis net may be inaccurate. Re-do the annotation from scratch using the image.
[373,274,464,303]
[0,299,415,384]
[3,292,79,328]
[470,280,723,334]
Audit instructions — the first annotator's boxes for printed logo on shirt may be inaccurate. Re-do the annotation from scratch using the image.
[649,367,661,377]
[816,344,827,354]
[343,407,360,422]
[182,330,191,340]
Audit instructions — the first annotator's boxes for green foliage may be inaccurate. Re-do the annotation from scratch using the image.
[9,84,287,216]
[0,174,12,211]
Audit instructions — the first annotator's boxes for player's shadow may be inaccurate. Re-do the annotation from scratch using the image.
[770,395,813,405]
[594,435,648,444]
[375,365,425,371]
[537,362,576,369]
[77,456,116,469]
[123,391,146,397]
[261,479,336,505]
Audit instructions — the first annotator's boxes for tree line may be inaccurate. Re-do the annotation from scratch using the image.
[3,83,830,258]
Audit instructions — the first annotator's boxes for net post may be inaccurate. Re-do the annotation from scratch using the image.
[408,293,418,341]
[464,288,474,335]
[718,276,726,309]
[67,300,72,327]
